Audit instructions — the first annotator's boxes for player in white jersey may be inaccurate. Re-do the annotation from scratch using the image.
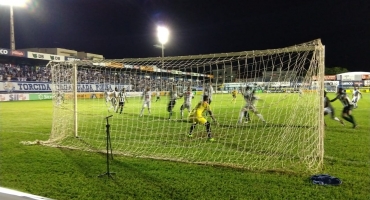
[351,87,362,109]
[168,85,180,120]
[104,90,111,106]
[116,88,128,114]
[330,88,357,128]
[108,87,119,112]
[56,90,64,106]
[203,83,214,105]
[324,90,344,126]
[180,87,194,119]
[238,85,266,124]
[139,87,152,117]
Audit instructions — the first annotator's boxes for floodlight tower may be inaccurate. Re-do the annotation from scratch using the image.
[157,26,169,69]
[0,0,28,50]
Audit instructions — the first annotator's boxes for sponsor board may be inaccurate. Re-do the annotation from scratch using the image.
[27,52,65,62]
[65,57,81,61]
[340,74,355,81]
[11,50,26,57]
[0,48,10,55]
[0,93,29,101]
[29,93,53,100]
[312,75,336,81]
[364,80,370,86]
[362,74,370,80]
[0,82,132,93]
[311,81,340,86]
[340,81,363,86]
[0,48,26,57]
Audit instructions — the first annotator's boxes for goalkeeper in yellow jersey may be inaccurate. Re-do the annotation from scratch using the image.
[231,89,237,103]
[188,95,217,141]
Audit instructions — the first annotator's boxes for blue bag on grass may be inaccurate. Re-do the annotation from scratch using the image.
[310,174,342,185]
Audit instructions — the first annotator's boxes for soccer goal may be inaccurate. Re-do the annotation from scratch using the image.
[40,39,325,173]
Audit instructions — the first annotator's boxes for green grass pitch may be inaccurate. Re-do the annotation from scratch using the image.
[0,92,369,199]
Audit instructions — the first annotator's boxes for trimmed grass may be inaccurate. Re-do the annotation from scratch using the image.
[0,93,369,200]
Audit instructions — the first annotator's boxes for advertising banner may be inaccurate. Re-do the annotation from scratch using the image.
[0,48,10,56]
[29,93,53,100]
[340,81,363,87]
[364,80,370,86]
[0,93,29,101]
[312,75,337,81]
[362,74,370,80]
[340,74,355,81]
[0,81,132,93]
[123,64,133,69]
[141,66,154,71]
[65,56,80,61]
[27,52,65,62]
[106,62,123,68]
[11,50,26,57]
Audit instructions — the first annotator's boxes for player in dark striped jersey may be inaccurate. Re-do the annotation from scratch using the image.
[168,85,181,120]
[324,91,344,126]
[330,88,357,128]
[116,88,128,114]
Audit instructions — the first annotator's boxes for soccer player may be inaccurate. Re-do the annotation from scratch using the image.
[298,88,303,97]
[238,85,266,124]
[180,86,194,119]
[231,89,237,103]
[203,83,214,105]
[324,90,344,126]
[188,95,217,141]
[139,87,152,117]
[104,90,111,106]
[351,87,362,109]
[330,88,357,128]
[168,85,180,120]
[56,90,64,106]
[109,87,119,112]
[116,88,128,114]
[155,88,161,102]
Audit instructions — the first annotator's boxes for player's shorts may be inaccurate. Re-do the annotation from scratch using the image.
[243,104,257,112]
[342,105,353,113]
[352,97,360,103]
[119,102,124,106]
[111,98,117,105]
[180,103,191,111]
[142,101,151,108]
[232,95,236,98]
[324,107,333,114]
[189,115,207,125]
[167,100,176,112]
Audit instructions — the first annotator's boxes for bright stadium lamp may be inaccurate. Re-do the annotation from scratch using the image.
[0,0,28,50]
[157,26,169,69]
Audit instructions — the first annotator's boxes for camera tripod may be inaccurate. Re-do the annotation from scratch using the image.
[98,115,116,179]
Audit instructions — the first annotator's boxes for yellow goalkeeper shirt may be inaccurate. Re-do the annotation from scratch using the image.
[191,101,211,117]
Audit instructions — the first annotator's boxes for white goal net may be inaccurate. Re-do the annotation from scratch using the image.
[41,39,325,173]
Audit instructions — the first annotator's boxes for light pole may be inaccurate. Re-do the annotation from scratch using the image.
[0,0,28,50]
[157,26,169,69]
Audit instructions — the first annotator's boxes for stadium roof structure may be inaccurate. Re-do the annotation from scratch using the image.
[336,71,370,76]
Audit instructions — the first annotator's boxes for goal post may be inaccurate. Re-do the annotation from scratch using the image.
[38,39,325,173]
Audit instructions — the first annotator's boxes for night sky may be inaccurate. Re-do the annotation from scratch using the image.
[0,0,369,71]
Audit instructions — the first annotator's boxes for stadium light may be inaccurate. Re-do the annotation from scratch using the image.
[0,0,28,50]
[157,26,169,69]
